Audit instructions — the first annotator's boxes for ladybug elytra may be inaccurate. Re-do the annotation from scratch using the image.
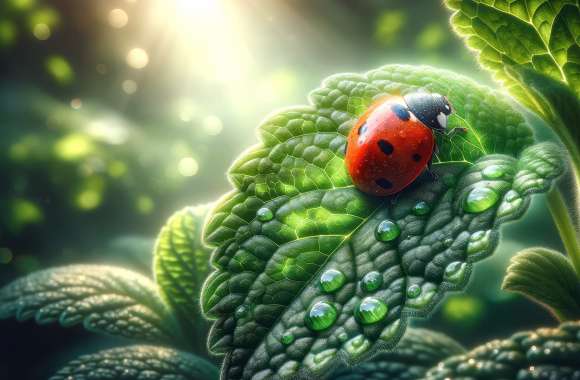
[345,92,462,196]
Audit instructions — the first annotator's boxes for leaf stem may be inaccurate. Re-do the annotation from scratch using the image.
[547,189,580,277]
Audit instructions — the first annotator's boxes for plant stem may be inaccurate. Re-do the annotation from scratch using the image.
[547,189,580,277]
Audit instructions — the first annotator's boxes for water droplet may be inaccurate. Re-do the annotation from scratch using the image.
[305,301,338,331]
[361,271,382,292]
[505,190,519,202]
[256,207,274,222]
[355,297,388,325]
[343,334,371,357]
[464,187,499,213]
[319,269,346,293]
[444,261,467,283]
[375,220,401,242]
[411,201,431,216]
[281,331,295,345]
[482,165,505,179]
[406,284,421,298]
[443,238,453,247]
[235,305,249,319]
[467,230,491,255]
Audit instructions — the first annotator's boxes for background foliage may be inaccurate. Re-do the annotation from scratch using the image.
[0,0,568,379]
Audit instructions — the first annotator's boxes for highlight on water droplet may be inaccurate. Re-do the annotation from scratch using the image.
[464,187,499,213]
[281,331,295,345]
[305,301,338,331]
[355,297,388,325]
[406,284,421,298]
[361,271,382,292]
[319,269,346,293]
[375,219,401,241]
[412,201,431,216]
[256,207,274,222]
[443,238,453,247]
[482,165,505,179]
[235,304,249,319]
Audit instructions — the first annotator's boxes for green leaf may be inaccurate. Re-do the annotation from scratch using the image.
[49,345,219,380]
[330,328,465,380]
[0,265,181,344]
[424,321,580,380]
[445,0,580,110]
[502,247,580,321]
[154,205,213,333]
[200,64,563,380]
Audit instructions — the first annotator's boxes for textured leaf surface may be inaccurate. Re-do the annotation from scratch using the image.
[154,205,212,330]
[330,328,464,380]
[424,321,580,380]
[446,0,580,110]
[502,247,580,321]
[200,64,562,380]
[0,265,180,344]
[50,345,219,380]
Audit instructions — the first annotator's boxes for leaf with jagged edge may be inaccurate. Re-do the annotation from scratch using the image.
[199,64,564,380]
[330,328,465,380]
[423,321,580,380]
[445,0,580,114]
[0,265,182,345]
[50,345,219,380]
[502,247,580,322]
[154,204,213,339]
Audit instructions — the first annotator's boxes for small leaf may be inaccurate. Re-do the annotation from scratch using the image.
[200,65,563,380]
[502,247,580,321]
[424,321,580,380]
[153,205,213,342]
[49,345,219,380]
[330,328,464,380]
[0,265,181,344]
[446,0,580,109]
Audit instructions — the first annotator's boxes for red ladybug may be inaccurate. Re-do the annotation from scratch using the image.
[345,92,457,196]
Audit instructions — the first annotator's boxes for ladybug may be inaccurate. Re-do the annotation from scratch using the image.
[345,92,461,196]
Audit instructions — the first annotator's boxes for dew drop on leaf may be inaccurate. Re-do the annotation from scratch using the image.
[411,201,431,216]
[305,301,338,331]
[444,261,467,283]
[444,238,453,247]
[256,207,274,222]
[463,187,499,213]
[235,304,249,319]
[361,271,383,292]
[319,269,346,293]
[406,284,421,298]
[482,165,505,179]
[355,297,389,325]
[375,219,401,241]
[281,331,295,345]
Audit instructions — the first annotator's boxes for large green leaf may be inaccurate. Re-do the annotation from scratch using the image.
[446,0,580,112]
[50,345,219,380]
[0,265,181,345]
[423,321,580,380]
[330,328,465,380]
[502,247,580,321]
[200,64,563,380]
[154,204,213,336]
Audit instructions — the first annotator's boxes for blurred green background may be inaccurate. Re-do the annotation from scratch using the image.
[0,0,563,378]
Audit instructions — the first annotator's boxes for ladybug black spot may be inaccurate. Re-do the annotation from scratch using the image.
[412,153,422,162]
[358,122,368,135]
[376,178,393,189]
[391,103,410,121]
[378,139,394,155]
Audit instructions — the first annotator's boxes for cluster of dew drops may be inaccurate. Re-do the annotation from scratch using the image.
[248,166,506,345]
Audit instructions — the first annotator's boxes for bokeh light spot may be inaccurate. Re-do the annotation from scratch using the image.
[32,23,51,40]
[178,157,199,177]
[416,23,448,50]
[8,0,35,11]
[0,20,17,47]
[11,198,43,231]
[203,115,223,135]
[70,98,82,110]
[136,195,154,214]
[122,79,138,94]
[374,10,406,47]
[108,9,129,29]
[442,295,484,326]
[54,134,94,161]
[126,48,149,69]
[108,160,128,178]
[76,189,102,210]
[45,55,74,85]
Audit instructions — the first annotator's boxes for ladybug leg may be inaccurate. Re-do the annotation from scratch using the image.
[425,145,439,181]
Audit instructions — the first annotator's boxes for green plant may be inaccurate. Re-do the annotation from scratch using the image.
[446,0,580,322]
[0,205,219,379]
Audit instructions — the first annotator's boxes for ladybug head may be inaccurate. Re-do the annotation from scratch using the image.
[403,91,453,133]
